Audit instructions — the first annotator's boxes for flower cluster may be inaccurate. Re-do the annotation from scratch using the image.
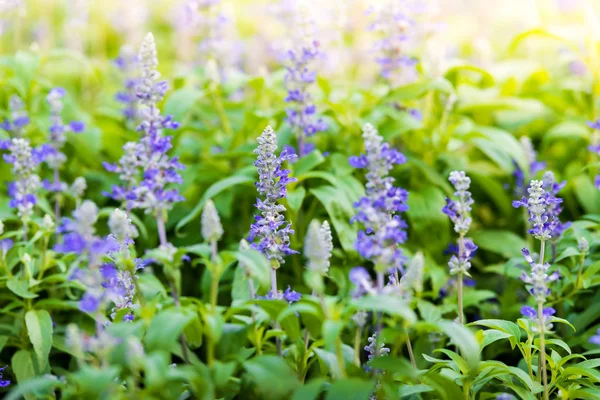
[114,44,140,123]
[283,2,327,157]
[247,125,298,267]
[365,333,390,362]
[590,329,600,345]
[513,137,546,197]
[578,237,589,254]
[304,220,333,274]
[520,248,560,303]
[0,95,29,136]
[265,285,301,304]
[70,208,140,322]
[0,138,53,221]
[55,200,114,263]
[0,365,10,387]
[443,171,474,235]
[44,87,85,193]
[104,33,184,215]
[366,1,419,86]
[201,199,224,243]
[513,180,563,242]
[520,305,555,333]
[541,171,570,240]
[349,123,408,276]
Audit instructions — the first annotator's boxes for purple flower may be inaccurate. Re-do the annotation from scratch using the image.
[284,35,327,156]
[521,305,556,332]
[79,292,101,313]
[0,138,48,220]
[114,45,140,123]
[514,179,568,242]
[0,95,29,137]
[45,87,85,196]
[350,123,408,279]
[513,137,546,197]
[0,365,10,387]
[520,247,560,303]
[248,126,298,266]
[590,329,600,345]
[283,286,301,304]
[105,33,184,215]
[0,239,13,256]
[367,3,420,85]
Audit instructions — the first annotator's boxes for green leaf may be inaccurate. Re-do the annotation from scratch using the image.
[144,308,194,352]
[546,338,571,355]
[436,320,480,371]
[324,378,373,400]
[550,317,576,332]
[164,87,204,121]
[479,329,513,351]
[25,310,53,372]
[175,174,255,233]
[5,375,61,400]
[562,366,600,382]
[556,247,581,262]
[543,121,589,144]
[399,384,434,398]
[434,348,469,374]
[310,185,358,253]
[470,230,527,259]
[406,186,450,254]
[417,300,442,323]
[225,248,270,290]
[573,175,600,215]
[350,295,417,324]
[287,186,306,213]
[243,356,300,399]
[293,150,325,176]
[291,379,326,400]
[470,319,521,343]
[7,278,38,299]
[11,350,37,400]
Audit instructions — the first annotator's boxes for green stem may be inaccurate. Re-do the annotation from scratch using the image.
[538,239,548,400]
[335,337,346,378]
[405,327,417,369]
[353,327,362,367]
[457,233,466,325]
[538,300,549,400]
[211,86,233,138]
[576,254,585,289]
[457,272,464,326]
[37,237,49,281]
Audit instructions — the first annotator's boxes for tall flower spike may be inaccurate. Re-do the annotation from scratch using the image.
[513,180,558,400]
[0,95,29,137]
[114,44,140,123]
[0,138,52,224]
[541,171,570,241]
[129,33,184,215]
[304,219,333,274]
[44,87,85,190]
[349,123,408,281]
[513,180,560,241]
[283,1,327,156]
[248,125,298,268]
[367,1,419,86]
[201,199,224,243]
[442,171,477,325]
[104,33,185,218]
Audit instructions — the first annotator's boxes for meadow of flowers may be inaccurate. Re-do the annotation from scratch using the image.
[0,0,600,399]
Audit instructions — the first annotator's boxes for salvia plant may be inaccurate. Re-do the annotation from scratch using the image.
[1,2,600,400]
